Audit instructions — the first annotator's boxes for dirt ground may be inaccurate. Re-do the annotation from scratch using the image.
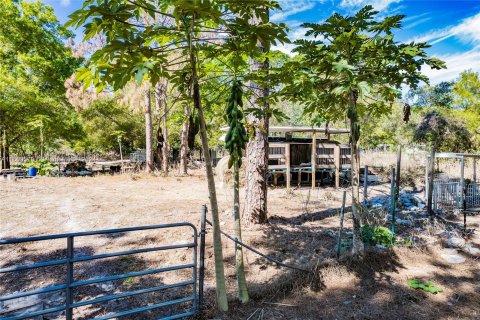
[1,172,479,319]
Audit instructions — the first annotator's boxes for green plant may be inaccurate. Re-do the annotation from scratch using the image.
[361,225,394,247]
[408,279,443,294]
[20,160,58,176]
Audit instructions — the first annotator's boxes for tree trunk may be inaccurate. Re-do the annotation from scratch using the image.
[179,107,190,176]
[155,126,164,169]
[427,146,435,217]
[244,11,269,225]
[349,90,364,255]
[155,80,169,174]
[186,21,228,312]
[233,161,249,303]
[144,87,154,173]
[1,142,10,170]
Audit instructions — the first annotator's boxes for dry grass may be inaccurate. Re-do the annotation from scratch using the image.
[1,174,479,319]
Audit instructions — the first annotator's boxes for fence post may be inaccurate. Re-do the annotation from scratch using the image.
[390,167,396,234]
[396,145,401,202]
[198,205,207,310]
[336,191,347,258]
[460,155,465,209]
[363,165,368,206]
[66,236,74,320]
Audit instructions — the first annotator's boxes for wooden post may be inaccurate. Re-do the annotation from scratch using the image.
[425,154,429,199]
[311,131,316,189]
[427,148,435,217]
[363,165,368,206]
[395,145,401,202]
[285,143,291,189]
[390,167,396,233]
[334,145,340,188]
[473,158,477,183]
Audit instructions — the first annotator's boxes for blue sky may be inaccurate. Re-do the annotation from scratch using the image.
[46,0,480,84]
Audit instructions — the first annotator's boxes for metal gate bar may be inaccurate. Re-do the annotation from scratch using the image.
[0,222,199,320]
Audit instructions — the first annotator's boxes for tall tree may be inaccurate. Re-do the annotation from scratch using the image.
[282,6,445,254]
[244,8,270,225]
[144,85,154,172]
[0,0,81,167]
[68,1,287,310]
[154,79,169,173]
[454,70,480,110]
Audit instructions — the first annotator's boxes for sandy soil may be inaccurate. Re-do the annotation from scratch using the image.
[0,172,479,319]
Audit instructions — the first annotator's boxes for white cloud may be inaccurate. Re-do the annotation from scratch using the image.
[421,49,480,84]
[340,0,401,11]
[404,17,431,30]
[271,0,319,22]
[60,0,71,7]
[412,12,480,46]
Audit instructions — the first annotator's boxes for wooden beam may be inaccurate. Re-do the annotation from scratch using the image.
[334,145,340,188]
[286,143,291,189]
[311,131,316,189]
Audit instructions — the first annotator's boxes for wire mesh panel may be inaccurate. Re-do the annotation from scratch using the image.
[433,181,480,210]
[433,182,460,211]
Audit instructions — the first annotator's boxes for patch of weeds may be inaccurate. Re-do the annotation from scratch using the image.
[322,191,336,201]
[397,236,414,248]
[123,277,137,286]
[408,279,443,294]
[362,225,394,247]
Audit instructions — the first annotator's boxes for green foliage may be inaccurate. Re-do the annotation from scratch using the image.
[281,5,445,126]
[0,0,83,157]
[361,225,394,247]
[414,110,472,151]
[408,279,443,294]
[19,159,58,176]
[224,80,248,168]
[77,98,144,153]
[453,70,480,110]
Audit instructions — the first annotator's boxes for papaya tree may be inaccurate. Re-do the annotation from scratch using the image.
[67,0,287,310]
[282,6,445,254]
[224,80,249,303]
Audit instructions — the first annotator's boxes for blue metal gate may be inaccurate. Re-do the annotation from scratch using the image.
[0,221,201,320]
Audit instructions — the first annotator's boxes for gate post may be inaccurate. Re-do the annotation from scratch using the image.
[198,205,207,310]
[66,236,74,320]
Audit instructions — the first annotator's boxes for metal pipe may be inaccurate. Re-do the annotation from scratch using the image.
[66,236,74,320]
[336,191,347,258]
[198,205,207,310]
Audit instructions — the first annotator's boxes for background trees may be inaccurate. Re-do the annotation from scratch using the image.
[0,0,81,168]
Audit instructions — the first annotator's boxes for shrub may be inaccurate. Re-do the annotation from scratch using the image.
[20,160,58,176]
[362,225,394,247]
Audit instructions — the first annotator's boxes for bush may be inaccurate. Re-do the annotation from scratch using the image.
[362,225,394,247]
[20,160,58,176]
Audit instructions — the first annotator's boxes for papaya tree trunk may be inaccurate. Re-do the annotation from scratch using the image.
[179,107,190,175]
[233,161,249,303]
[244,11,269,225]
[186,18,228,312]
[155,80,169,174]
[349,90,364,255]
[144,87,154,173]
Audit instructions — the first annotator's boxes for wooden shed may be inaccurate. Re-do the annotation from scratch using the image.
[267,126,351,189]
